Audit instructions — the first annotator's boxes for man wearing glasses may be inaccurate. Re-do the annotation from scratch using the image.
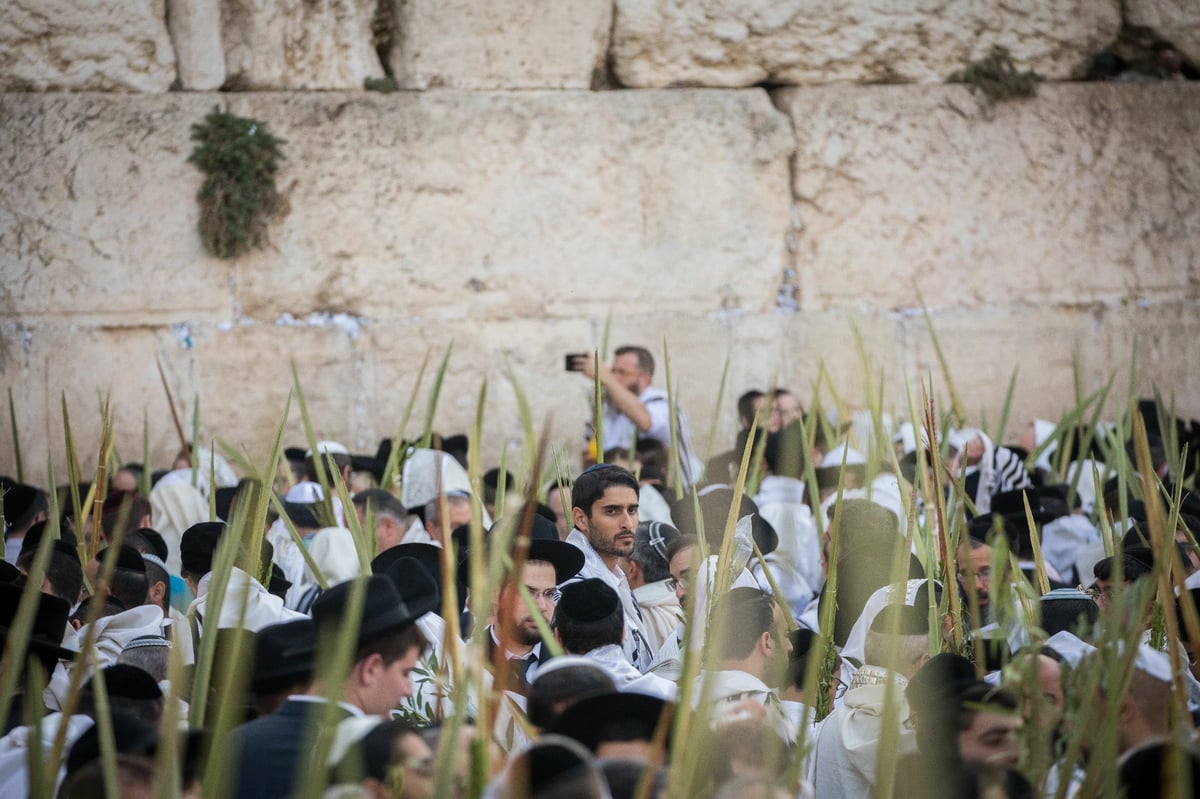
[485,515,585,695]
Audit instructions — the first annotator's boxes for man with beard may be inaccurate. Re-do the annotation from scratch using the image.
[566,464,654,672]
[484,515,584,696]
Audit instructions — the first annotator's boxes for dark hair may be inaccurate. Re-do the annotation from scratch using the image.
[10,489,48,532]
[125,529,169,562]
[19,547,83,605]
[1093,555,1154,583]
[665,533,697,564]
[554,589,624,655]
[571,465,640,518]
[613,345,654,376]
[306,451,351,483]
[100,494,152,543]
[58,755,157,799]
[736,390,765,428]
[352,488,408,520]
[105,567,150,613]
[357,623,428,667]
[1119,743,1200,799]
[634,439,669,485]
[141,558,171,612]
[956,684,1018,732]
[711,587,777,661]
[1039,596,1099,637]
[528,666,615,729]
[599,758,666,799]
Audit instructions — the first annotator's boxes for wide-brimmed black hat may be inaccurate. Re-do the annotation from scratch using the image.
[312,575,435,646]
[490,514,585,585]
[0,583,76,662]
[550,692,674,753]
[351,439,393,483]
[252,617,316,692]
[991,488,1059,524]
[2,483,38,527]
[180,521,225,577]
[371,542,466,614]
[672,487,778,556]
[381,556,443,618]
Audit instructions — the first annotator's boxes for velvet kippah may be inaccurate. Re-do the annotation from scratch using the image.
[556,578,620,622]
[179,521,225,576]
[95,545,147,573]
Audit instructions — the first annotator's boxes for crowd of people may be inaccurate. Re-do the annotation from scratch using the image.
[2,342,1200,798]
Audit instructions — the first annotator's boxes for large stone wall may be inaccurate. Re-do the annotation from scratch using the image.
[2,83,1197,478]
[3,0,1197,92]
[0,1,1197,480]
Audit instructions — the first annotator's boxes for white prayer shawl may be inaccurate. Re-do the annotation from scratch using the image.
[841,579,933,669]
[955,430,1031,514]
[587,644,678,701]
[284,482,347,526]
[45,605,165,711]
[631,579,684,654]
[812,681,917,799]
[638,484,675,526]
[687,555,761,653]
[188,567,306,635]
[0,713,93,799]
[149,480,209,574]
[400,518,436,546]
[285,527,364,610]
[698,668,795,744]
[647,623,685,681]
[754,475,823,602]
[566,529,654,673]
[166,606,196,665]
[1040,514,1100,584]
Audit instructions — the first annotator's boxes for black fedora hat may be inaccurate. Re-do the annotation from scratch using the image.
[351,439,393,483]
[550,692,675,754]
[252,617,316,693]
[381,556,443,617]
[312,575,436,646]
[371,542,467,614]
[489,514,585,586]
[991,488,1058,524]
[0,582,76,662]
[672,487,779,556]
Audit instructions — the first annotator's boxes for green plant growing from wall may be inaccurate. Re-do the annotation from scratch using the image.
[188,107,286,259]
[949,47,1042,105]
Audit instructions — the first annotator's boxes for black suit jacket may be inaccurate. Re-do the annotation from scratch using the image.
[483,625,553,695]
[229,697,354,799]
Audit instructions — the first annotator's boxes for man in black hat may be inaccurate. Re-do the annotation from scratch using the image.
[0,581,77,723]
[230,575,433,799]
[484,514,584,696]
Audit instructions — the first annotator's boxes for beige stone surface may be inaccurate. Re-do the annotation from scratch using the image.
[774,83,1200,312]
[611,0,1122,87]
[390,0,613,89]
[222,90,793,321]
[1126,0,1200,64]
[0,0,176,92]
[167,0,226,90]
[0,94,234,325]
[221,0,383,89]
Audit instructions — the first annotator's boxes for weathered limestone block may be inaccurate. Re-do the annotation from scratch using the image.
[1126,0,1200,65]
[612,0,1122,87]
[389,0,613,89]
[0,0,176,91]
[223,90,793,321]
[773,83,1200,312]
[167,0,226,90]
[221,0,383,89]
[0,94,234,325]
